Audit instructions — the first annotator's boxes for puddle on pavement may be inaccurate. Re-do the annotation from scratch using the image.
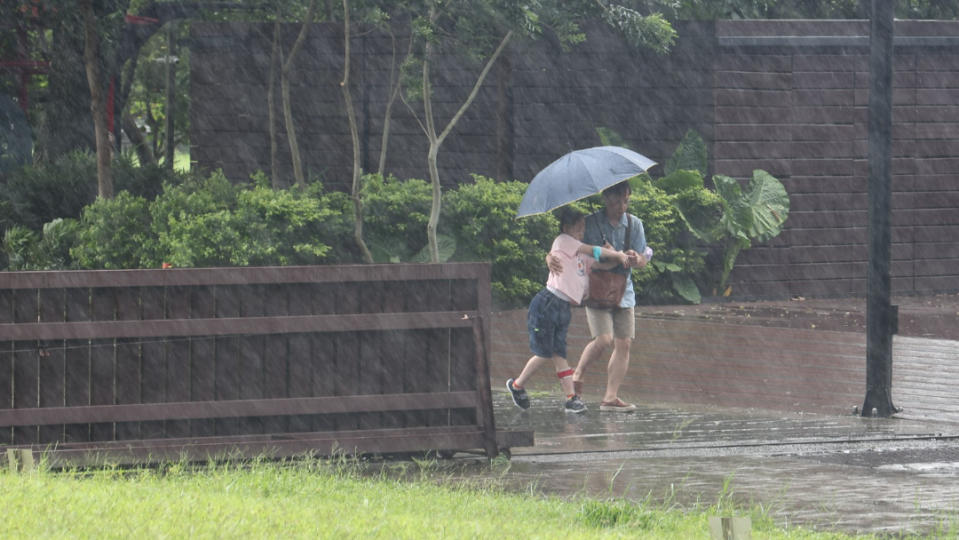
[488,391,959,535]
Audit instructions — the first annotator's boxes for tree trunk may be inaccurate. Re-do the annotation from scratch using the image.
[35,15,94,162]
[81,0,113,199]
[377,28,412,177]
[422,30,513,262]
[341,0,373,263]
[281,0,317,187]
[164,22,177,169]
[426,139,442,263]
[422,39,441,263]
[268,20,282,188]
[122,112,156,166]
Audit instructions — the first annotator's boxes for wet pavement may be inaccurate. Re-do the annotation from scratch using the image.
[483,295,959,536]
[491,392,959,536]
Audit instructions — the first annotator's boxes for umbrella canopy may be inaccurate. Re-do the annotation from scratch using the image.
[517,146,656,218]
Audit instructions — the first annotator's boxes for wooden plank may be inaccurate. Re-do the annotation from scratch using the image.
[402,286,430,429]
[27,426,532,467]
[262,284,288,434]
[450,282,477,428]
[472,319,498,457]
[114,287,141,441]
[286,284,313,432]
[190,287,216,437]
[64,289,91,442]
[425,279,451,427]
[450,327,476,427]
[310,283,337,433]
[358,282,384,430]
[238,284,265,435]
[215,285,241,436]
[286,333,312,432]
[89,289,115,441]
[0,289,12,444]
[0,392,481,426]
[13,289,38,444]
[0,264,491,290]
[140,287,165,439]
[0,311,479,341]
[37,288,64,443]
[334,284,360,431]
[165,286,192,438]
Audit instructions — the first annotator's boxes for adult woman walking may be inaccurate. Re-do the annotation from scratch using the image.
[547,180,649,411]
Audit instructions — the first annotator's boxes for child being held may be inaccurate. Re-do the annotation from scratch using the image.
[506,207,629,413]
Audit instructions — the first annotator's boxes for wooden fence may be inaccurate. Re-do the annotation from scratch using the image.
[0,263,531,466]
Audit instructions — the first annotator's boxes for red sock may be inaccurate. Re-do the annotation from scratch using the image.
[558,369,574,399]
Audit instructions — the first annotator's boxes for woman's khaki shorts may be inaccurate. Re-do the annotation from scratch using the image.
[584,306,635,340]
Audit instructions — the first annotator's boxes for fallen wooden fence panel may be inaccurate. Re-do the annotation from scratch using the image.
[0,263,531,465]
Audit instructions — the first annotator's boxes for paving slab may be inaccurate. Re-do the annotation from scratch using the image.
[487,294,959,535]
[492,392,959,536]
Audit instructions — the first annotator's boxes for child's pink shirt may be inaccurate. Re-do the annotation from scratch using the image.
[545,233,594,305]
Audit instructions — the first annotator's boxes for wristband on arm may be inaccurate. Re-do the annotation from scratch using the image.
[592,246,602,261]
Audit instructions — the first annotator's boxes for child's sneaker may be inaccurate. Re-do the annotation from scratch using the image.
[506,378,530,410]
[564,395,587,414]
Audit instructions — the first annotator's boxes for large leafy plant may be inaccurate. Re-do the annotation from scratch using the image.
[654,130,790,298]
[713,170,789,292]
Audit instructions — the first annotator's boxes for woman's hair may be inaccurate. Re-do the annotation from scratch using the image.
[556,206,585,233]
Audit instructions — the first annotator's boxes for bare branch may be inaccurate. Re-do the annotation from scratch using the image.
[436,30,512,147]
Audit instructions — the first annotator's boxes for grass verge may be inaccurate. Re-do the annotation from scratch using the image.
[0,456,950,539]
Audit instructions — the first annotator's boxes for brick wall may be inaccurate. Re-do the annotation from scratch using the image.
[190,20,959,299]
[711,20,959,298]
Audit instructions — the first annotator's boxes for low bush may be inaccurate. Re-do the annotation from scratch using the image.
[1,133,789,307]
[443,175,556,308]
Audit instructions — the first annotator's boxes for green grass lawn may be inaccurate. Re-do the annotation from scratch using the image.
[0,457,945,539]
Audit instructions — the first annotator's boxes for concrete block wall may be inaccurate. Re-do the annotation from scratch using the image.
[190,19,959,299]
[715,20,959,298]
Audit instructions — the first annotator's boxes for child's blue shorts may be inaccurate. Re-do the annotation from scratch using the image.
[527,288,571,358]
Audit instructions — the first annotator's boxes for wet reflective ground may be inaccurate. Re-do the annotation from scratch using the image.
[491,393,959,536]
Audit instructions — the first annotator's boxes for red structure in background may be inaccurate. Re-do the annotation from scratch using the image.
[1,6,161,128]
[1,8,50,113]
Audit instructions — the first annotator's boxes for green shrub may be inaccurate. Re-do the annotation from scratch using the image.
[232,180,335,266]
[36,218,81,270]
[71,191,153,269]
[149,171,338,268]
[362,173,432,262]
[2,225,38,270]
[113,154,189,200]
[443,175,555,308]
[664,129,708,177]
[147,171,237,267]
[1,137,787,307]
[0,152,181,236]
[629,175,707,304]
[0,217,79,272]
[315,186,361,264]
[0,150,97,231]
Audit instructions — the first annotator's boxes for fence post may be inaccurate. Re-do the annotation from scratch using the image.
[862,0,898,418]
[5,448,36,472]
[472,317,498,457]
